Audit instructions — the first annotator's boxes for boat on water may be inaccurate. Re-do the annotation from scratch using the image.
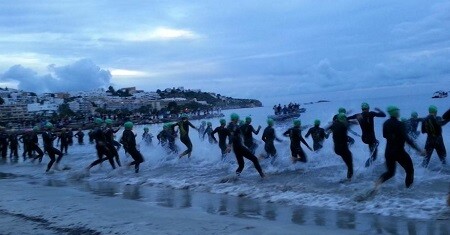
[432,90,448,99]
[268,108,306,122]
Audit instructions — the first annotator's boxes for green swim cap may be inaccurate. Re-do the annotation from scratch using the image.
[387,106,400,117]
[219,119,226,125]
[338,107,346,114]
[33,126,39,132]
[144,127,149,131]
[411,111,418,118]
[314,119,320,126]
[105,118,113,125]
[337,113,347,123]
[124,121,133,129]
[401,117,407,122]
[45,122,53,129]
[201,121,206,124]
[180,114,188,119]
[230,113,239,121]
[245,116,252,123]
[267,118,274,126]
[361,102,370,110]
[428,105,437,114]
[94,118,103,125]
[207,122,212,126]
[293,119,301,127]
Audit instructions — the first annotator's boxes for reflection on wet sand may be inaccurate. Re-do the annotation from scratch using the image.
[39,177,450,234]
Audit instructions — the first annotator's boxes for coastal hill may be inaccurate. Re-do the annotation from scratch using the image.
[154,87,262,110]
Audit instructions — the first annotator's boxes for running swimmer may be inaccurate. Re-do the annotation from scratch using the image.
[376,106,425,189]
[211,119,230,159]
[42,122,64,172]
[283,119,312,163]
[326,113,355,181]
[104,119,122,167]
[421,105,449,168]
[74,128,85,145]
[261,118,282,161]
[203,122,215,144]
[142,127,153,145]
[347,102,386,167]
[240,117,261,155]
[121,122,145,173]
[173,114,198,158]
[86,118,116,171]
[227,113,265,178]
[305,119,328,152]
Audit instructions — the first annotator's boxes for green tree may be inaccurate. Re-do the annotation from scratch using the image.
[58,103,75,116]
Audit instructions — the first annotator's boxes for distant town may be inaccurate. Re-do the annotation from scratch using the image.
[0,86,262,129]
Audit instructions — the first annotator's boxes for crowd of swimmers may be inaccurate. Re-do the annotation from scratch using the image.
[0,103,449,204]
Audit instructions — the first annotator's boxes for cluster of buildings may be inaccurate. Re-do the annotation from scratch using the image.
[0,86,214,123]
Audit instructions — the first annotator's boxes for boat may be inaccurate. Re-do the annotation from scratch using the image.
[432,90,448,99]
[268,108,306,122]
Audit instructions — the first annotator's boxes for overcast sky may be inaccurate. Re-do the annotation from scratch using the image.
[0,0,449,100]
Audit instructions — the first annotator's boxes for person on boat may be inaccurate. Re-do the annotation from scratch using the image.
[240,116,261,154]
[376,106,425,189]
[227,113,265,178]
[421,105,449,168]
[283,119,312,163]
[121,121,145,173]
[347,102,386,167]
[173,114,198,158]
[261,118,282,160]
[211,119,230,159]
[305,119,328,152]
[325,114,355,181]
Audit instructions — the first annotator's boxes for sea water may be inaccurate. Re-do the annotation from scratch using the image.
[0,87,449,231]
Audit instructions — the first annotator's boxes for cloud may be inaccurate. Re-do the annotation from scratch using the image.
[0,59,111,92]
[110,27,201,42]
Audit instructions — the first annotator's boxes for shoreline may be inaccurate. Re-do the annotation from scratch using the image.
[1,170,448,234]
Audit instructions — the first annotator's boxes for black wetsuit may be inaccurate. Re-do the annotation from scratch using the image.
[8,134,19,158]
[241,123,260,154]
[443,109,450,121]
[421,115,448,167]
[406,117,423,139]
[28,132,44,161]
[122,129,144,173]
[88,127,116,170]
[74,131,85,145]
[42,130,63,172]
[57,131,70,154]
[228,121,264,177]
[283,127,311,163]
[88,130,94,144]
[326,121,353,179]
[174,121,196,157]
[157,129,177,154]
[68,130,74,146]
[347,110,386,166]
[203,126,215,144]
[261,126,281,158]
[0,132,8,158]
[305,126,327,151]
[379,117,421,188]
[211,125,230,157]
[105,127,121,166]
[332,114,355,146]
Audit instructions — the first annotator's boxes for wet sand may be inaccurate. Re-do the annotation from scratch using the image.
[1,173,449,235]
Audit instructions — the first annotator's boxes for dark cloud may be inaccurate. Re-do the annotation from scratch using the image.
[0,59,111,92]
